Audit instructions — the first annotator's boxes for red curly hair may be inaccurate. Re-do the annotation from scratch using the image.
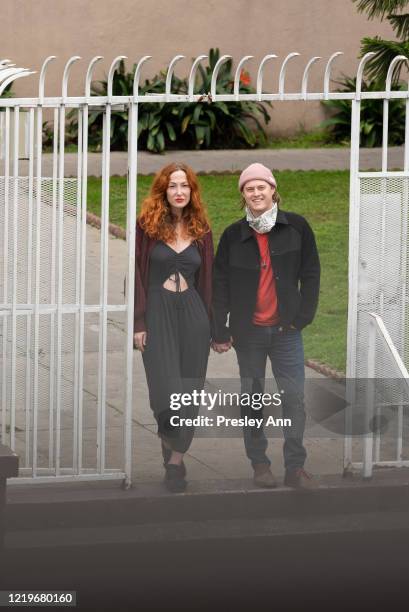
[138,163,210,242]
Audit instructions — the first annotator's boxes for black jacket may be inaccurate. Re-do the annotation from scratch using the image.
[212,209,320,344]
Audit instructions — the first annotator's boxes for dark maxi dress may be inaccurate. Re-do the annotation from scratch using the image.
[142,241,210,453]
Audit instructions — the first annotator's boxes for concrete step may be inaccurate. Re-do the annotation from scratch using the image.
[4,470,409,612]
[6,510,409,550]
[6,469,409,534]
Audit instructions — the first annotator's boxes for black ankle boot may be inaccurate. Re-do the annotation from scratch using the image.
[161,441,186,477]
[164,464,187,493]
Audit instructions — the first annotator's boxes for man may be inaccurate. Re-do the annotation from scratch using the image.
[212,163,320,489]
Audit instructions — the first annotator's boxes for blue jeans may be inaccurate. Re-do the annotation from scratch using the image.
[234,324,306,470]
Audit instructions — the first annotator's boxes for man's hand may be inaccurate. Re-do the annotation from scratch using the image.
[211,339,232,353]
[134,332,147,352]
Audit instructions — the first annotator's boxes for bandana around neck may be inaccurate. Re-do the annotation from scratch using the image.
[246,203,278,234]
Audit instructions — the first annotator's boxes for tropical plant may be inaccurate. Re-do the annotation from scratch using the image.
[65,60,135,151]
[176,48,271,149]
[81,63,190,152]
[136,71,188,153]
[60,49,271,153]
[353,0,409,84]
[0,83,13,98]
[320,75,406,146]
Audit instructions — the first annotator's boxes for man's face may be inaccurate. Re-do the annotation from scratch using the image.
[242,179,275,218]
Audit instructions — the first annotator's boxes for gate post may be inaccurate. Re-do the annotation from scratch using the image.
[344,84,362,474]
[0,445,18,550]
[344,52,376,475]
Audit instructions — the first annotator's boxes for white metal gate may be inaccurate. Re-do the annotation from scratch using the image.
[1,51,409,484]
[345,53,409,477]
[0,56,137,485]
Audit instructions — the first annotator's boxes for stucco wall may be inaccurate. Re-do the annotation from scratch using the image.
[2,0,398,136]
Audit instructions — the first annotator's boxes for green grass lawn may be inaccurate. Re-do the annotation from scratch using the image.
[87,171,349,372]
[263,129,349,149]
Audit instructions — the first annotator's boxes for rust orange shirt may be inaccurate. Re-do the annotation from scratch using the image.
[252,231,279,326]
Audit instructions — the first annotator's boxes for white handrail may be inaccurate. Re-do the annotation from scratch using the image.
[368,313,409,380]
[364,313,409,479]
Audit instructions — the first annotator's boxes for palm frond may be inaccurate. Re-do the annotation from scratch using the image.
[320,74,405,147]
[0,83,13,98]
[359,37,409,84]
[354,0,408,20]
[387,12,409,37]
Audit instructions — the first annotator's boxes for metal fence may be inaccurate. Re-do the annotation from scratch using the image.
[360,313,409,478]
[0,56,136,485]
[1,52,409,484]
[345,53,409,476]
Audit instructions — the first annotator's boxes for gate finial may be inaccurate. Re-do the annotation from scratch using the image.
[210,54,231,100]
[356,52,376,100]
[279,52,300,100]
[386,55,408,95]
[256,54,277,100]
[188,55,208,100]
[39,56,56,102]
[62,56,81,100]
[165,55,185,101]
[323,52,343,99]
[0,65,34,97]
[133,56,152,100]
[234,56,253,100]
[107,56,127,100]
[85,56,103,98]
[301,56,321,100]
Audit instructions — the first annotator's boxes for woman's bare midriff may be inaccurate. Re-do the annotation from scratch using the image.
[162,273,189,292]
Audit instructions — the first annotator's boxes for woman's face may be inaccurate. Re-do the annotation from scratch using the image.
[166,170,191,215]
[242,179,275,218]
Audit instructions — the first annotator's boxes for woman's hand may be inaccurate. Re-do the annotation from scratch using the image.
[134,332,147,352]
[211,339,232,353]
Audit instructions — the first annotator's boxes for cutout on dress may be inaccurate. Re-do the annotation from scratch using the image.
[162,272,189,292]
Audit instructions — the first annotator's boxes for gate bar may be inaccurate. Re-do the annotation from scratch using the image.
[10,106,19,452]
[72,103,82,474]
[1,108,10,446]
[345,52,376,471]
[48,107,58,470]
[24,107,35,468]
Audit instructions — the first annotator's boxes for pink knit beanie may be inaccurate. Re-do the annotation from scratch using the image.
[238,163,277,191]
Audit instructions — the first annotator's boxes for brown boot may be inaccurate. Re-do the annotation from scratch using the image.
[253,463,277,488]
[284,467,318,490]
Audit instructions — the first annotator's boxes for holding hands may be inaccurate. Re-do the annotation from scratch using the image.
[211,338,233,353]
[135,332,232,354]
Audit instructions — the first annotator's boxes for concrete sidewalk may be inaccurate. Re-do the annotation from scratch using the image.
[132,359,353,488]
[11,145,406,177]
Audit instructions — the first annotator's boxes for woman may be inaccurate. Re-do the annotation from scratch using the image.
[134,163,213,493]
